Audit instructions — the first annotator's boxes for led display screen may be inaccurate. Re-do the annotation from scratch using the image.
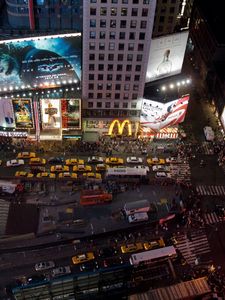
[146,31,189,82]
[40,99,61,129]
[140,95,189,131]
[0,99,15,128]
[221,107,225,130]
[0,33,81,90]
[61,99,81,129]
[12,99,34,129]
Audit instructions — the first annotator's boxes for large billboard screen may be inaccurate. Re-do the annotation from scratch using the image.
[61,99,81,129]
[0,99,15,128]
[140,95,189,131]
[221,107,225,130]
[0,33,81,90]
[41,99,61,129]
[12,99,34,129]
[146,31,189,82]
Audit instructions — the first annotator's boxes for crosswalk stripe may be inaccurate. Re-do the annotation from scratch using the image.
[196,185,225,196]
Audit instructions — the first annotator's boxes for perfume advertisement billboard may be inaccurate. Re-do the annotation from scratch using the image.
[61,99,81,129]
[0,99,15,128]
[145,31,189,83]
[40,99,61,129]
[0,33,81,90]
[12,99,34,129]
[140,95,189,131]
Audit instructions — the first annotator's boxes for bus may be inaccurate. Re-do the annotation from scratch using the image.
[129,245,177,266]
[80,189,112,206]
[105,167,148,183]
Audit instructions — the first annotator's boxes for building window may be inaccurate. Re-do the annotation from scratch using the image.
[135,65,141,71]
[125,75,131,81]
[126,65,132,71]
[170,7,175,13]
[107,74,113,80]
[120,20,126,28]
[115,93,120,99]
[123,93,129,99]
[143,0,150,3]
[109,42,115,50]
[160,16,165,22]
[98,74,104,80]
[97,94,102,100]
[110,32,116,39]
[110,20,116,28]
[88,93,93,99]
[105,102,111,108]
[139,32,145,40]
[119,32,126,39]
[168,16,174,23]
[127,54,133,61]
[97,83,103,90]
[90,8,96,15]
[99,43,105,50]
[133,0,139,3]
[111,0,118,3]
[132,8,138,16]
[100,31,106,39]
[108,64,113,71]
[122,0,128,3]
[130,20,137,28]
[114,102,119,108]
[106,93,111,99]
[98,64,104,71]
[136,54,143,61]
[116,74,122,80]
[119,43,125,50]
[89,42,95,50]
[89,74,94,80]
[138,44,144,51]
[100,20,106,27]
[90,31,96,39]
[97,102,102,108]
[89,83,94,90]
[90,19,96,27]
[129,32,135,40]
[117,64,123,71]
[115,84,121,90]
[88,102,93,108]
[133,84,139,91]
[99,53,105,60]
[128,43,134,50]
[101,0,107,3]
[90,0,97,2]
[106,83,112,90]
[134,75,140,81]
[111,7,117,16]
[100,7,107,16]
[124,84,130,91]
[121,8,127,16]
[89,64,95,71]
[142,8,148,16]
[108,53,114,60]
[123,102,128,108]
[89,53,95,60]
[131,102,137,107]
[140,20,147,29]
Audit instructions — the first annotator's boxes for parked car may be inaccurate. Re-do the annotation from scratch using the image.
[103,256,124,268]
[80,261,99,272]
[120,243,143,254]
[72,252,95,265]
[155,172,171,178]
[152,165,170,172]
[6,159,24,167]
[48,157,64,164]
[35,261,55,271]
[165,157,180,164]
[143,238,165,250]
[88,156,104,163]
[127,157,143,164]
[51,266,71,277]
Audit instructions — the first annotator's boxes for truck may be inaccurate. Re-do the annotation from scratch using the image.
[124,199,150,216]
[128,212,149,223]
[80,189,112,206]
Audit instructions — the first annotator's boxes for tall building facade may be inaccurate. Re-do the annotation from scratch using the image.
[82,0,156,134]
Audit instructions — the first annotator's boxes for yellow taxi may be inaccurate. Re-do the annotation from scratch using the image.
[15,171,34,178]
[58,172,78,179]
[72,164,92,172]
[147,157,165,165]
[95,164,108,172]
[36,172,56,179]
[0,160,2,166]
[50,165,69,173]
[17,152,36,159]
[120,243,143,254]
[83,172,102,180]
[105,157,124,165]
[29,157,46,165]
[72,252,95,265]
[65,158,84,166]
[143,238,165,251]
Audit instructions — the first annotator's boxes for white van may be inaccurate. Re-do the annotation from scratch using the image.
[203,126,215,141]
[128,212,149,223]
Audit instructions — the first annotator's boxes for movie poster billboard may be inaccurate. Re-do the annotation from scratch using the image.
[0,33,81,90]
[61,99,81,129]
[40,99,61,129]
[146,31,189,82]
[0,99,15,128]
[12,99,34,129]
[140,95,189,131]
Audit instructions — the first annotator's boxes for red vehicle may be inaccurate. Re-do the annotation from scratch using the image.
[80,189,112,206]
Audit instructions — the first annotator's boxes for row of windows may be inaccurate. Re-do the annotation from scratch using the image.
[90,7,149,17]
[84,109,139,118]
[89,53,143,62]
[90,19,147,29]
[88,63,142,72]
[87,100,137,108]
[88,73,140,82]
[90,0,150,4]
[89,31,146,40]
[89,42,144,51]
[88,83,139,91]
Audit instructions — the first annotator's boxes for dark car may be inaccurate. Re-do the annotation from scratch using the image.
[80,261,99,272]
[48,157,64,164]
[103,256,124,268]
[27,274,46,284]
[98,247,117,258]
[30,166,46,175]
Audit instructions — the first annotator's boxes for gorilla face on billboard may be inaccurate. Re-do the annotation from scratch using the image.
[0,34,81,89]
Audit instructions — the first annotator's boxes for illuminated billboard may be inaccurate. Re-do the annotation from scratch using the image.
[146,31,189,82]
[41,99,61,129]
[221,107,225,130]
[61,99,81,129]
[0,99,15,128]
[12,99,34,129]
[0,33,81,91]
[140,95,189,131]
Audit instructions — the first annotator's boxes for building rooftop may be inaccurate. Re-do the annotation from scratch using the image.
[196,0,225,45]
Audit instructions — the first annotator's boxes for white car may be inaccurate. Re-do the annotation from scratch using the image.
[165,157,180,164]
[134,165,150,172]
[52,266,71,277]
[35,261,55,271]
[87,156,104,163]
[152,165,170,172]
[6,159,25,167]
[127,157,143,164]
[155,172,171,178]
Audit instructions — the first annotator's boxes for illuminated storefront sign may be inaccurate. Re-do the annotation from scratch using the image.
[40,99,61,129]
[12,99,34,129]
[0,131,27,137]
[61,99,81,129]
[140,95,189,131]
[108,120,132,136]
[0,98,15,128]
[0,33,81,91]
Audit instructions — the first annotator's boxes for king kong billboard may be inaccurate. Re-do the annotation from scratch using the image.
[0,33,81,90]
